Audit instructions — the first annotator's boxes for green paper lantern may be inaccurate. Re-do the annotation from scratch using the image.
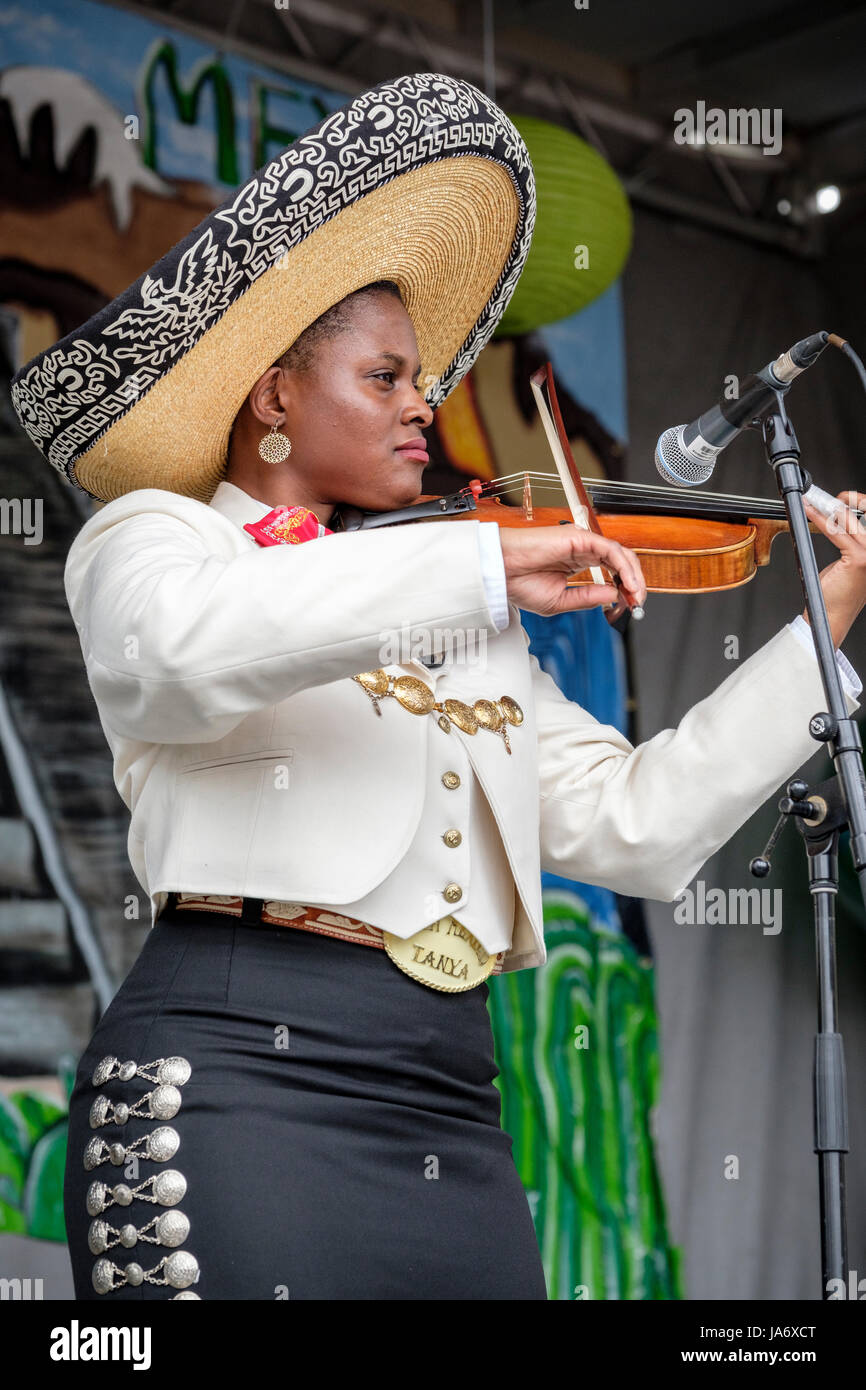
[496,114,633,337]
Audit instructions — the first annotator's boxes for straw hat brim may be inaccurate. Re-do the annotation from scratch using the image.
[80,156,519,503]
[10,73,535,503]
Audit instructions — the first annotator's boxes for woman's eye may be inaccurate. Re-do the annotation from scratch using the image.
[374,371,395,383]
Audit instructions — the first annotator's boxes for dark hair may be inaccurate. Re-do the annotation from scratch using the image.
[275,279,403,374]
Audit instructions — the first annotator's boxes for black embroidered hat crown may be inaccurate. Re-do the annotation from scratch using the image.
[10,71,535,503]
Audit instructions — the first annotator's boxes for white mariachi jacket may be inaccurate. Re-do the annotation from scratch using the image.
[63,479,860,975]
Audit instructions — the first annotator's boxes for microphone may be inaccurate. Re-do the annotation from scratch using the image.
[655,332,829,486]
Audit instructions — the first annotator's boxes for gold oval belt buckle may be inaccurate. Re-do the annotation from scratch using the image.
[382,917,496,992]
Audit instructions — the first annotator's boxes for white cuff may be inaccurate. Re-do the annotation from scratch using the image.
[788,614,863,699]
[477,522,510,633]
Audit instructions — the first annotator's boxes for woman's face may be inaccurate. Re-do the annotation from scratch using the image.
[271,292,436,518]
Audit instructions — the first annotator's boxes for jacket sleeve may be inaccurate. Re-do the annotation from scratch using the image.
[531,622,861,901]
[64,492,501,745]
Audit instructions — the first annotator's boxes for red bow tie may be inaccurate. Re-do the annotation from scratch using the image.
[243,506,334,547]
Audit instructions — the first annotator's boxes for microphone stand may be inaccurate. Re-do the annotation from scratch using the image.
[754,395,866,1297]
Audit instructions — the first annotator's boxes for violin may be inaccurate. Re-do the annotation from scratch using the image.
[333,361,862,622]
[417,475,802,593]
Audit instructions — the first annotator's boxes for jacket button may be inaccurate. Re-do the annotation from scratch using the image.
[442,771,460,789]
[443,829,462,848]
[443,883,463,903]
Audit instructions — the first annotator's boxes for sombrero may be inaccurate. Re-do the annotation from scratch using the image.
[10,71,535,504]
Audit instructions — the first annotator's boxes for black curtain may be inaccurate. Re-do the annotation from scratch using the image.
[622,205,866,1299]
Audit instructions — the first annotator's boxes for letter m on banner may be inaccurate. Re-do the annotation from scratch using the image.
[140,40,238,183]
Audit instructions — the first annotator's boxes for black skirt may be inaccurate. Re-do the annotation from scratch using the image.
[63,904,548,1300]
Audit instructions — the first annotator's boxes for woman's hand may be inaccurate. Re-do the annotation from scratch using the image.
[802,490,866,647]
[498,523,647,619]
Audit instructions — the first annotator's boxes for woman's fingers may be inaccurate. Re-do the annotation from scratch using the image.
[499,524,648,614]
[567,529,647,605]
[558,582,621,612]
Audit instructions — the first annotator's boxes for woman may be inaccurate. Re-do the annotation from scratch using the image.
[57,277,646,1302]
[13,74,866,1301]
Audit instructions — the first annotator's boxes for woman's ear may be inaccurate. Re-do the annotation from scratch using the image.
[247,365,289,428]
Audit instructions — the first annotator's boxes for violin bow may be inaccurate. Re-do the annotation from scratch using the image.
[529,361,644,623]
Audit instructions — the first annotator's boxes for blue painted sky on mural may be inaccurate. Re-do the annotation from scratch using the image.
[538,285,627,443]
[0,0,627,441]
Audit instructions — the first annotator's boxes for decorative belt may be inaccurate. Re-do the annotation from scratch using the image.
[163,892,506,992]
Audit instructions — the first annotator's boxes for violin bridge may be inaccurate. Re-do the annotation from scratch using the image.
[522,471,533,521]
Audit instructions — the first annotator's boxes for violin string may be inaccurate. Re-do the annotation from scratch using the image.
[464,472,789,516]
[484,471,767,505]
[459,474,864,528]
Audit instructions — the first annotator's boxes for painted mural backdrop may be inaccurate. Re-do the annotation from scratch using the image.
[0,0,680,1298]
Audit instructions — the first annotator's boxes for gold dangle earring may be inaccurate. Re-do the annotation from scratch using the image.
[258,420,292,464]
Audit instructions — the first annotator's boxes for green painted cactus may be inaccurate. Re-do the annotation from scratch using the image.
[488,890,684,1300]
[0,1056,75,1242]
